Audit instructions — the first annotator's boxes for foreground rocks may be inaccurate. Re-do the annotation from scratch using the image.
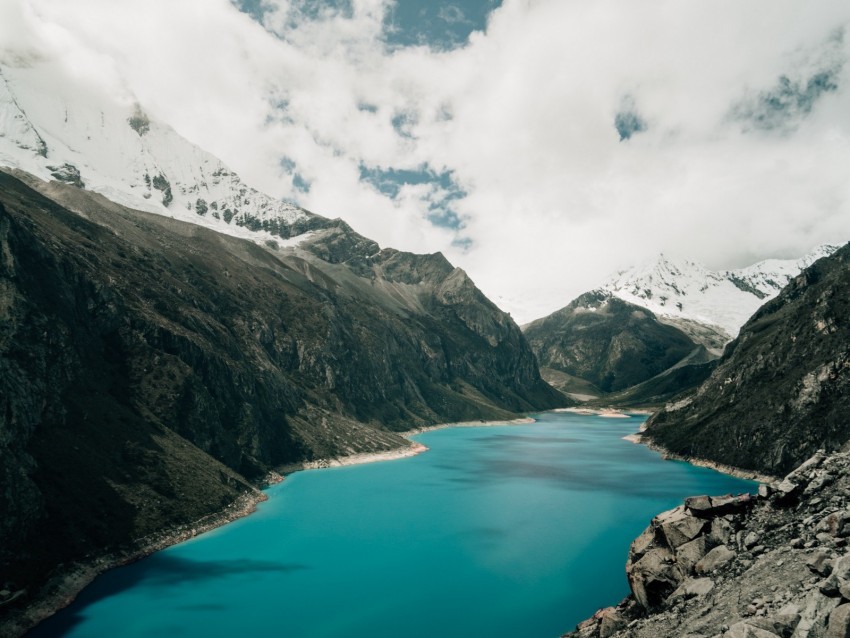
[566,451,850,638]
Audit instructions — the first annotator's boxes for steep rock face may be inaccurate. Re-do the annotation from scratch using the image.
[566,451,850,638]
[645,244,850,476]
[0,169,564,623]
[524,291,702,394]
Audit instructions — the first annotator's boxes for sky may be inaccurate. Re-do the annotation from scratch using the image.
[2,0,850,323]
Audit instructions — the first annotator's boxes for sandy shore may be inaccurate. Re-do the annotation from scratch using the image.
[556,407,632,418]
[404,416,536,436]
[276,417,537,474]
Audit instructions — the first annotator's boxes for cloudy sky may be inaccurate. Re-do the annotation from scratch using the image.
[4,0,850,322]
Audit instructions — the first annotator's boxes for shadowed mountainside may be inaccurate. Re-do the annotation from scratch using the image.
[645,243,850,476]
[0,169,565,630]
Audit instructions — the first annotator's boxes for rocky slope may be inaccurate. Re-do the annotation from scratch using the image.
[566,450,850,638]
[565,242,850,638]
[524,291,710,401]
[645,243,850,477]
[0,168,564,634]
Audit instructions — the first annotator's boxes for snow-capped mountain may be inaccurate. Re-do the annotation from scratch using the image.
[0,60,328,247]
[600,245,840,339]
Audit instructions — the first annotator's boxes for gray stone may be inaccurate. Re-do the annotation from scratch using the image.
[628,546,681,609]
[670,577,716,601]
[821,574,841,597]
[759,484,773,499]
[793,589,841,637]
[630,526,657,561]
[677,536,713,576]
[777,479,801,498]
[598,607,629,638]
[807,550,834,576]
[827,603,850,638]
[658,506,709,548]
[696,546,736,575]
[724,620,782,637]
[745,532,761,549]
[710,518,735,546]
[820,533,837,545]
[833,554,850,581]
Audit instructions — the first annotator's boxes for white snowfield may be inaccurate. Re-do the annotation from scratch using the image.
[600,245,839,339]
[0,60,315,249]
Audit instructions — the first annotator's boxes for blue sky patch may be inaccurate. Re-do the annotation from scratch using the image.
[360,165,467,230]
[384,0,501,49]
[233,0,502,50]
[733,66,841,132]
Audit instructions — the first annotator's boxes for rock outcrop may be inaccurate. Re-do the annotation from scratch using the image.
[645,243,850,476]
[566,451,850,638]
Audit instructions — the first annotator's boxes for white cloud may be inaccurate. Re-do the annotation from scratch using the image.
[3,0,850,323]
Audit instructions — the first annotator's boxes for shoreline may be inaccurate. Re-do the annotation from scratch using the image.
[2,491,267,638]
[4,415,538,636]
[623,431,778,484]
[275,417,537,475]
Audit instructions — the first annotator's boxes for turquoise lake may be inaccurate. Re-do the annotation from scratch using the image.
[33,412,754,637]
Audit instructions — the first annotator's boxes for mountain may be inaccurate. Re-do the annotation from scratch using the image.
[644,243,850,476]
[523,291,712,402]
[0,168,565,633]
[0,61,333,243]
[524,247,840,406]
[566,244,850,638]
[601,246,839,346]
[0,55,567,633]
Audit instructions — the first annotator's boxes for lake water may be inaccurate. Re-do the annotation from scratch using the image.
[33,412,755,638]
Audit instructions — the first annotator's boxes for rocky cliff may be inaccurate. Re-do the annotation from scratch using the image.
[645,243,850,476]
[0,168,564,633]
[565,243,850,638]
[566,451,850,638]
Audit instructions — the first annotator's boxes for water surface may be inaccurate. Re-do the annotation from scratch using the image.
[34,412,754,637]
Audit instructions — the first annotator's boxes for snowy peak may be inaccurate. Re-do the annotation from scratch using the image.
[0,61,329,246]
[600,245,841,338]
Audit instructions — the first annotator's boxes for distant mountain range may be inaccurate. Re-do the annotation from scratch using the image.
[600,246,839,342]
[524,246,839,405]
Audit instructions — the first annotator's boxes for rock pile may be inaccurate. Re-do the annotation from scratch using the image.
[566,451,850,638]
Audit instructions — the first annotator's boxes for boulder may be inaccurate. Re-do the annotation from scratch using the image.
[669,577,715,601]
[685,494,753,518]
[677,536,713,575]
[695,546,736,575]
[657,506,709,548]
[724,620,782,637]
[628,547,681,609]
[807,550,834,576]
[598,608,629,638]
[827,603,850,638]
[794,589,841,637]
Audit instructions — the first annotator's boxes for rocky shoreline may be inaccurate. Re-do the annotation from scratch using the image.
[625,431,778,484]
[565,449,850,638]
